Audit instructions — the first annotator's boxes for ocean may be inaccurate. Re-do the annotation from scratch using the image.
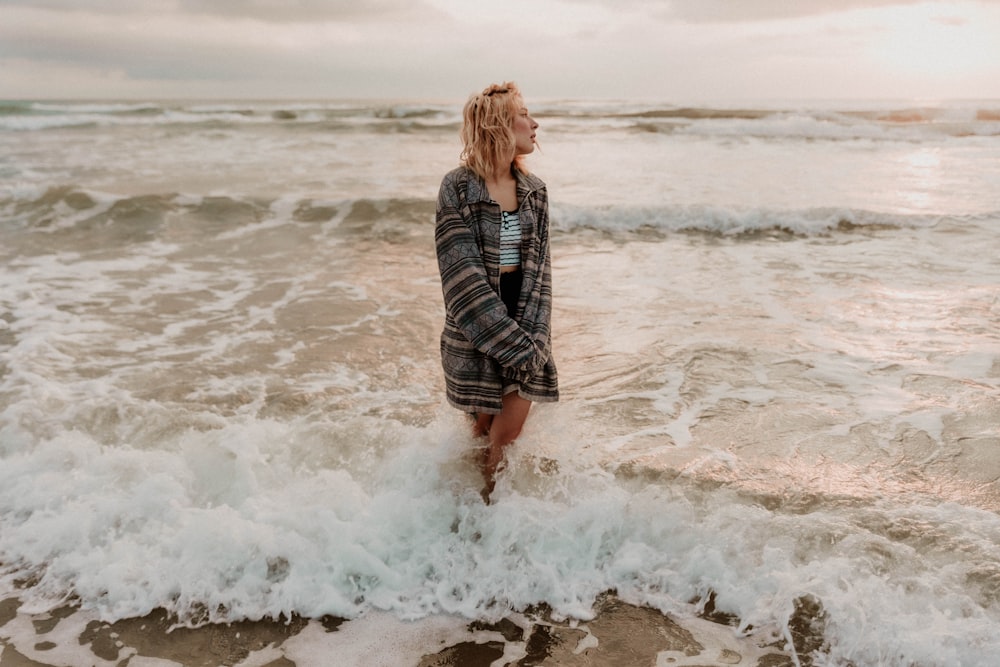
[1,98,998,666]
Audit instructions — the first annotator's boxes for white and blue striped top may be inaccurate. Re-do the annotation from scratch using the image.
[500,210,521,267]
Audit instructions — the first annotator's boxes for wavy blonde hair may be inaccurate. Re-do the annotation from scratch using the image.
[460,81,529,180]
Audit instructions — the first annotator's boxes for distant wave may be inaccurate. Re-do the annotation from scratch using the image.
[550,202,974,236]
[616,107,1000,140]
[0,186,432,238]
[535,101,1000,140]
[542,103,1000,123]
[4,186,990,243]
[0,100,461,133]
[3,100,999,139]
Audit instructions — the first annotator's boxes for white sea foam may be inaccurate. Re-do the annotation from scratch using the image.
[551,202,952,235]
[2,400,1000,665]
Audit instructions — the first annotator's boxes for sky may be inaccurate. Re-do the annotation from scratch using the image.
[2,0,1000,101]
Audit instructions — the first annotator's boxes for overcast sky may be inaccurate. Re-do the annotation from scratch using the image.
[2,0,999,101]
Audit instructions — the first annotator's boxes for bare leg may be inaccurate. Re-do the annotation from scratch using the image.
[483,392,532,494]
[472,412,493,439]
[470,413,493,484]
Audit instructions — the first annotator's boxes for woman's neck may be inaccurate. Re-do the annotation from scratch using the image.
[484,165,519,211]
[485,163,515,183]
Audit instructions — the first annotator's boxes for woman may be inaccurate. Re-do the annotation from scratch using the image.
[435,82,559,494]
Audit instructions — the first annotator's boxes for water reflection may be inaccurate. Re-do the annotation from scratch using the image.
[894,147,942,213]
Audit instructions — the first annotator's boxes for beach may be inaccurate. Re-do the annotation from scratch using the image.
[2,593,804,666]
[1,98,999,666]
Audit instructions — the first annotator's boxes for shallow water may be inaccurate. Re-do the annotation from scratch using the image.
[1,98,999,666]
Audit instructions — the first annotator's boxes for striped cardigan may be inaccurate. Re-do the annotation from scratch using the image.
[435,165,559,414]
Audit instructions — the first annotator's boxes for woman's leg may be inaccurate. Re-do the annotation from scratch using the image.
[484,392,532,492]
[472,412,493,438]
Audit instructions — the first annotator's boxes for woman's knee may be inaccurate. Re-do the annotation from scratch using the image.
[490,395,532,446]
[490,420,523,446]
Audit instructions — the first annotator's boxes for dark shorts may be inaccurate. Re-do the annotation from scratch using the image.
[500,269,522,319]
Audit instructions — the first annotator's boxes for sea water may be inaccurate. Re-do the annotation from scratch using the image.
[1,98,999,666]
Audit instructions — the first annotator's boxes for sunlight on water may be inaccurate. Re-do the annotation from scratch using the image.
[892,146,944,213]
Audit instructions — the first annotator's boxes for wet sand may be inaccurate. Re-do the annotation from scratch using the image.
[1,593,801,667]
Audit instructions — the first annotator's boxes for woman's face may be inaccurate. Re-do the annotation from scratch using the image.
[512,105,538,156]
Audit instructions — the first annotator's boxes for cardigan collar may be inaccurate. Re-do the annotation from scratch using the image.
[464,166,545,206]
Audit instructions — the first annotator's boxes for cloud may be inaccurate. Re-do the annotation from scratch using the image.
[562,0,945,23]
[2,0,999,100]
[1,0,435,23]
[1,0,171,12]
[0,2,471,98]
[175,0,429,23]
[1,7,291,79]
[0,2,448,79]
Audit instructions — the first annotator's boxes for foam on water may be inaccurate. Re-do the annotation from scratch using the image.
[13,100,1000,140]
[4,185,993,248]
[552,201,962,235]
[3,403,1000,665]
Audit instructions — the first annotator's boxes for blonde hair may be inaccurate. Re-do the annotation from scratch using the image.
[460,81,529,180]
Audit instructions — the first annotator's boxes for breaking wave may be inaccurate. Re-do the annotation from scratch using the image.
[4,186,988,247]
[5,100,1000,140]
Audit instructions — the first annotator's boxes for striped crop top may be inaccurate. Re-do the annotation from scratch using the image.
[500,210,521,267]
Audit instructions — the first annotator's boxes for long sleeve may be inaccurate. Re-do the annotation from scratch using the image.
[435,179,548,375]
